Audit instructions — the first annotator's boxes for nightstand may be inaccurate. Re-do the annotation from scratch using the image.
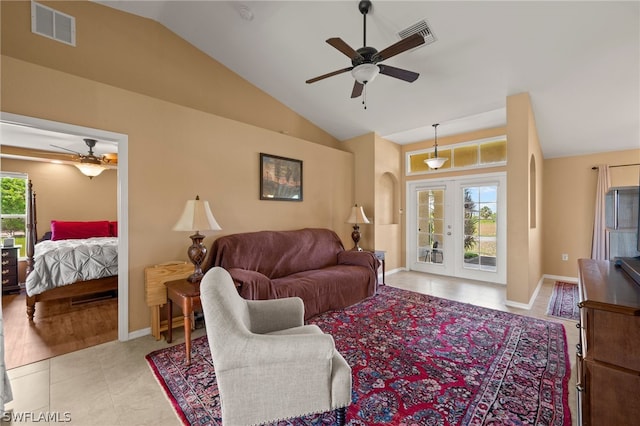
[2,246,21,294]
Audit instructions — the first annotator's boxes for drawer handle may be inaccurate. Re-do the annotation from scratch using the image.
[2,279,8,285]
[1,260,8,266]
[1,252,8,257]
[1,269,9,275]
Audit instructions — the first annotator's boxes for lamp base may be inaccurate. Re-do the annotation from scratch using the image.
[351,224,363,251]
[186,231,207,283]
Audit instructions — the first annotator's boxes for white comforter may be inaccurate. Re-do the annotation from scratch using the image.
[25,237,118,297]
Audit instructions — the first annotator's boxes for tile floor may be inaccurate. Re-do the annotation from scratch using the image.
[3,271,578,425]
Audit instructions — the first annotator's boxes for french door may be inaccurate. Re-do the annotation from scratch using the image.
[407,173,506,284]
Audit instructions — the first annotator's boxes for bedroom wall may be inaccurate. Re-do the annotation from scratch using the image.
[0,158,117,229]
[0,1,357,334]
[543,149,640,278]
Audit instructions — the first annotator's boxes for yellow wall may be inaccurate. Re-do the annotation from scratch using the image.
[1,1,356,333]
[543,150,640,277]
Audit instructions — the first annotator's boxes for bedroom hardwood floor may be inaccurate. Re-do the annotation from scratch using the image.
[3,271,578,426]
[2,290,117,369]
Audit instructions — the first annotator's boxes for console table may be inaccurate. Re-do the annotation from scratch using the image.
[577,258,640,425]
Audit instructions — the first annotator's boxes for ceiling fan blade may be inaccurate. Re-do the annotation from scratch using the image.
[378,64,420,82]
[326,38,364,61]
[351,81,364,98]
[374,33,425,62]
[50,144,81,156]
[306,67,353,84]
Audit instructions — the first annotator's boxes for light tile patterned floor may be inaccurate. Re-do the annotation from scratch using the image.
[3,271,578,425]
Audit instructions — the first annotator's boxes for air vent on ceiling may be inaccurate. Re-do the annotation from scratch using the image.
[31,1,76,46]
[398,19,436,46]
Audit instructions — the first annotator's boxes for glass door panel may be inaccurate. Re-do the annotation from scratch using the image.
[461,185,498,273]
[416,188,445,264]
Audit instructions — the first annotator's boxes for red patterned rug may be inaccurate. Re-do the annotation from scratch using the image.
[546,281,580,321]
[146,286,571,425]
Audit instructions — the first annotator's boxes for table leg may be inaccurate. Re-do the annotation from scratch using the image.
[166,299,173,343]
[381,259,386,285]
[184,312,192,365]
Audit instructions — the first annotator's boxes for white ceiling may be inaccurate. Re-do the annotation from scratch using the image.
[3,1,639,160]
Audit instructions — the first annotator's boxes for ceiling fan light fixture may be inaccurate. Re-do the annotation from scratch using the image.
[351,63,379,84]
[75,162,106,178]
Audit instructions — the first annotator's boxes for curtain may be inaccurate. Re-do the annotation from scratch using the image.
[591,164,610,260]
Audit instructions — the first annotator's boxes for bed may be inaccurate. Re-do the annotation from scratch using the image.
[24,181,119,321]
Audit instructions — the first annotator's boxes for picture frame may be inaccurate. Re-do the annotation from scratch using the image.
[260,153,303,201]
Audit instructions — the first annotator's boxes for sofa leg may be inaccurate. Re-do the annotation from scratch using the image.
[335,407,346,425]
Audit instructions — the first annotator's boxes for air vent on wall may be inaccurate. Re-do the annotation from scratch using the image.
[398,19,437,46]
[31,1,76,46]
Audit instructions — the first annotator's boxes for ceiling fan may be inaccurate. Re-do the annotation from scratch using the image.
[306,0,425,101]
[51,138,117,178]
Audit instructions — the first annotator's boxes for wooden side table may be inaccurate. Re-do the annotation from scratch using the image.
[165,278,202,365]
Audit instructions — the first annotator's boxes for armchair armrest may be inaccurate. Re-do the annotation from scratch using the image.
[246,297,305,334]
[338,250,380,270]
[221,332,336,370]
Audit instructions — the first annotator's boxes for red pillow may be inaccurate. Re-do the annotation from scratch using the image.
[109,221,118,237]
[51,220,111,241]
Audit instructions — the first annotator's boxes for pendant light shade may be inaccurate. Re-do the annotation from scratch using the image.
[424,123,448,170]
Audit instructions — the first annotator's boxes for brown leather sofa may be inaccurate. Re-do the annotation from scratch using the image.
[205,228,379,320]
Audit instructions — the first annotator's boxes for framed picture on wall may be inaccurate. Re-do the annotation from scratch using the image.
[260,153,303,201]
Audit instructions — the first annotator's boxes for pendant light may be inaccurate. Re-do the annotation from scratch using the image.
[424,123,448,170]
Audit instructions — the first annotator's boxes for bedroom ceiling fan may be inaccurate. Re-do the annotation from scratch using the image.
[305,0,425,106]
[51,138,117,179]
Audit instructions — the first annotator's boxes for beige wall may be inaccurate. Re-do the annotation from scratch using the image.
[0,0,339,149]
[543,150,640,277]
[505,92,544,305]
[1,1,356,333]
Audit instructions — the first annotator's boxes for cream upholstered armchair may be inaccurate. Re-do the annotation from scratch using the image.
[200,267,352,425]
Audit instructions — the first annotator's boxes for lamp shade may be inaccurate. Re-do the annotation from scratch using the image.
[75,162,106,178]
[345,204,371,225]
[424,157,448,169]
[351,63,379,84]
[173,196,222,232]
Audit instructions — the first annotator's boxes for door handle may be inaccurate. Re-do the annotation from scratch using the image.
[447,232,451,235]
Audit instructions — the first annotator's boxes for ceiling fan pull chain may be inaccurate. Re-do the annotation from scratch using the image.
[363,84,367,109]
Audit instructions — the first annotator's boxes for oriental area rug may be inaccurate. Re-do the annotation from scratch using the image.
[146,286,571,426]
[546,281,580,321]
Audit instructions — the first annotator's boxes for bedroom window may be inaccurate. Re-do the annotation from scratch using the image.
[1,173,28,257]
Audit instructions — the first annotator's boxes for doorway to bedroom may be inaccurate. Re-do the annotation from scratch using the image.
[0,112,129,368]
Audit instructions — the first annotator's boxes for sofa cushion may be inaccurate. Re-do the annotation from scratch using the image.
[209,228,344,279]
[271,265,375,320]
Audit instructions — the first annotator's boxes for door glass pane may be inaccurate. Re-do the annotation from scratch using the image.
[462,185,497,272]
[417,189,445,263]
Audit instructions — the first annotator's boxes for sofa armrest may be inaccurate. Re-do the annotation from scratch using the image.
[228,268,276,300]
[337,250,380,270]
[246,297,305,334]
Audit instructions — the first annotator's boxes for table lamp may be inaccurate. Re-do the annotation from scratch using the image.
[345,204,370,251]
[173,195,222,282]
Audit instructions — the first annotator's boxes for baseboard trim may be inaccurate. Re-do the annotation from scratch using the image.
[505,276,544,310]
[128,327,151,341]
[543,274,578,283]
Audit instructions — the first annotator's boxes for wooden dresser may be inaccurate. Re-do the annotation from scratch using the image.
[1,246,20,294]
[577,258,640,425]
